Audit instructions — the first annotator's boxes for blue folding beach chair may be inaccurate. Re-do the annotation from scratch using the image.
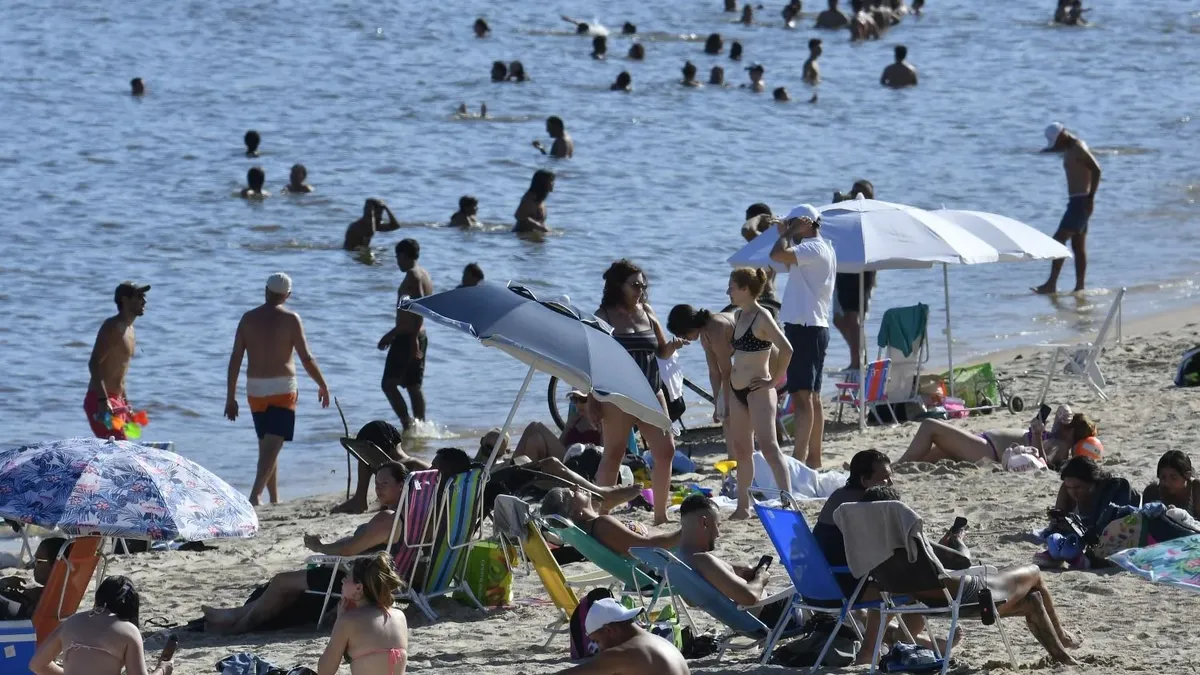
[630,547,798,662]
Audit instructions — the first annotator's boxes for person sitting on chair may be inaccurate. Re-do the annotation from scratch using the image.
[540,486,680,556]
[201,462,409,634]
[0,538,71,620]
[555,597,690,675]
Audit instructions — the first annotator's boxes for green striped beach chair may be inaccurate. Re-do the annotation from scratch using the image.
[542,514,667,606]
[413,467,486,619]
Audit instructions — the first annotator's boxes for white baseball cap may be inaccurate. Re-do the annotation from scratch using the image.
[1043,122,1065,150]
[266,272,292,295]
[584,598,642,635]
[784,203,821,224]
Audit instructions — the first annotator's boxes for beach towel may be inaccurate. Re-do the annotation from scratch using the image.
[877,304,929,358]
[216,653,281,675]
[833,501,927,579]
[750,452,846,498]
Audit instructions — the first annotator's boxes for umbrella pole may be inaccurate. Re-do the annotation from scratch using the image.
[943,264,955,398]
[483,362,538,473]
[859,271,867,432]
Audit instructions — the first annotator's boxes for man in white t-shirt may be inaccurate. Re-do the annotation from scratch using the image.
[769,204,836,468]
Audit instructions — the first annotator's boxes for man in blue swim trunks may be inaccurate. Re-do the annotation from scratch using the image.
[1034,123,1102,295]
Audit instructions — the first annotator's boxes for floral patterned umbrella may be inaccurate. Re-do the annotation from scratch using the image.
[1110,534,1200,593]
[0,437,258,540]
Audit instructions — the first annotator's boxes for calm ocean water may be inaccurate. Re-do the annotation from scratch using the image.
[1,1,1197,498]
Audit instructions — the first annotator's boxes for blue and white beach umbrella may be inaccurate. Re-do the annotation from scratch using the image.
[0,437,258,540]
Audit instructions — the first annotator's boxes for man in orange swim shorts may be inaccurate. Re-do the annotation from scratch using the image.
[85,282,150,440]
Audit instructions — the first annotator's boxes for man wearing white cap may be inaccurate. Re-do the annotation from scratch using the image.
[225,272,330,506]
[769,204,836,469]
[1034,122,1102,295]
[556,597,690,674]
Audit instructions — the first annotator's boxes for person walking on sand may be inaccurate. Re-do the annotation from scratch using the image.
[769,205,836,469]
[1034,122,1102,295]
[86,282,149,440]
[225,273,330,506]
[378,239,433,431]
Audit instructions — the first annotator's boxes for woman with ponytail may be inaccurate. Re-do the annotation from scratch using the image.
[32,576,173,675]
[725,268,794,519]
[318,552,409,675]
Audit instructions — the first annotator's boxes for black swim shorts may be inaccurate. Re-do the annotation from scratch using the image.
[383,333,428,388]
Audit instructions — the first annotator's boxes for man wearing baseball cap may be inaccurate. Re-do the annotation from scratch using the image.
[769,204,837,469]
[555,597,690,674]
[1034,122,1102,295]
[225,272,330,506]
[85,281,150,439]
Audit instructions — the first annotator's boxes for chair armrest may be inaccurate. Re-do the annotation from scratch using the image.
[834,382,858,390]
[736,585,795,611]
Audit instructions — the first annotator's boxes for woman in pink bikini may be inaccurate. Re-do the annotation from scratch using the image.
[318,552,409,675]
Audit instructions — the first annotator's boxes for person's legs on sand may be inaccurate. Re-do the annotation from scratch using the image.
[267,463,280,503]
[993,565,1079,650]
[834,311,862,370]
[229,569,308,634]
[807,395,824,469]
[749,387,791,498]
[897,419,994,464]
[644,423,675,525]
[792,391,815,465]
[727,394,756,520]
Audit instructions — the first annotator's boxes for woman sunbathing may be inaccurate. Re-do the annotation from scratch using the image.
[541,486,680,556]
[506,391,603,464]
[201,462,408,634]
[896,406,1092,467]
[1142,450,1200,518]
[317,552,409,675]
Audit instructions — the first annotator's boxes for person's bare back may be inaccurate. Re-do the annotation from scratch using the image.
[239,304,304,379]
[604,631,689,674]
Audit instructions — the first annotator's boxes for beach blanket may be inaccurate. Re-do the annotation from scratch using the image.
[751,452,847,498]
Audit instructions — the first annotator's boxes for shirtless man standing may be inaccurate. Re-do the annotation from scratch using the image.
[343,198,400,250]
[377,239,433,431]
[225,273,330,505]
[880,45,918,87]
[555,598,690,675]
[86,282,149,440]
[514,170,555,233]
[803,39,822,85]
[533,116,574,159]
[1034,123,1102,295]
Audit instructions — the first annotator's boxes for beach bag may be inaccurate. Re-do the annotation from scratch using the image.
[1175,346,1200,387]
[454,541,514,608]
[771,614,858,667]
[880,643,943,673]
[569,588,613,659]
[1002,445,1047,472]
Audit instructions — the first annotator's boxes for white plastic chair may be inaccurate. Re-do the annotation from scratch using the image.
[1034,288,1125,403]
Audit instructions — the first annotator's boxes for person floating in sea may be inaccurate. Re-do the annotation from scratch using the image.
[449,195,480,228]
[1054,0,1088,26]
[610,71,632,92]
[816,0,850,27]
[803,38,822,85]
[377,240,432,432]
[681,61,702,87]
[724,0,738,12]
[243,130,260,157]
[592,35,607,59]
[509,61,528,82]
[783,0,803,27]
[225,273,330,506]
[850,0,880,39]
[460,262,485,287]
[560,15,602,35]
[912,0,924,14]
[514,169,555,233]
[474,17,490,37]
[627,42,645,60]
[491,61,508,82]
[744,64,766,92]
[130,77,145,96]
[622,22,637,34]
[283,164,312,194]
[704,33,724,55]
[240,166,269,199]
[773,86,791,102]
[729,40,743,61]
[880,44,918,87]
[740,4,754,25]
[709,66,726,85]
[344,198,399,250]
[533,116,574,158]
[1034,123,1101,295]
[86,282,149,441]
[455,102,488,118]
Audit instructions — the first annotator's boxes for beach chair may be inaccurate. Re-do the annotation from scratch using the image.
[542,515,663,597]
[305,469,441,626]
[833,359,895,426]
[522,520,582,646]
[1034,287,1125,403]
[32,536,103,641]
[629,547,798,662]
[754,501,893,669]
[835,502,1017,675]
[412,467,486,620]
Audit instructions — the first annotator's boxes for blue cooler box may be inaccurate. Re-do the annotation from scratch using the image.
[0,621,35,674]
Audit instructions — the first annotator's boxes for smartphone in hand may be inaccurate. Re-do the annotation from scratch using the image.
[160,635,178,663]
[1038,404,1053,424]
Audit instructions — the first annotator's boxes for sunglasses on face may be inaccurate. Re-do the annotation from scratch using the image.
[628,281,647,291]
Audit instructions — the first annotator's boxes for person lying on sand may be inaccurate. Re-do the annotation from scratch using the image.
[541,486,680,556]
[556,598,690,674]
[317,553,409,675]
[1143,450,1200,518]
[202,463,409,634]
[895,405,1089,468]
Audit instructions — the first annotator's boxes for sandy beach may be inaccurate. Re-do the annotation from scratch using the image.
[9,305,1196,674]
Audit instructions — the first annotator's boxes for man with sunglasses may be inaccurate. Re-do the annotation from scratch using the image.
[769,205,836,469]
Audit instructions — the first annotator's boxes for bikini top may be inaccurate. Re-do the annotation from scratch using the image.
[731,312,772,353]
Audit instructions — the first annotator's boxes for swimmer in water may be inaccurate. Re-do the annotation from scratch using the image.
[533,116,574,159]
[880,44,918,87]
[284,164,313,194]
[592,35,608,59]
[681,61,702,87]
[460,262,485,288]
[622,22,637,34]
[704,33,724,55]
[803,39,822,84]
[514,170,555,234]
[730,41,743,61]
[244,130,261,157]
[611,71,632,92]
[912,0,924,14]
[816,0,850,28]
[744,64,766,92]
[344,199,399,250]
[491,61,508,82]
[773,86,791,102]
[450,196,480,228]
[709,66,726,85]
[509,61,528,82]
[130,77,145,96]
[1054,0,1088,26]
[850,0,881,39]
[725,0,738,12]
[560,15,594,35]
[783,0,802,26]
[628,43,646,60]
[241,167,269,199]
[474,17,490,37]
[455,102,488,118]
[741,5,754,25]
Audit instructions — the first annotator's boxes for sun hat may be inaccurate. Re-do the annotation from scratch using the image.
[584,598,642,635]
[784,203,821,225]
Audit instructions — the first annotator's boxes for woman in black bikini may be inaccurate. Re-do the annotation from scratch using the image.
[726,268,793,519]
[596,260,687,524]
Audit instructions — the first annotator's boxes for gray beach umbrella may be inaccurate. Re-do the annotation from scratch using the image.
[399,282,672,470]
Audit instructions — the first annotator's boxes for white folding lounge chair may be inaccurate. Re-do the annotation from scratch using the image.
[1034,287,1125,402]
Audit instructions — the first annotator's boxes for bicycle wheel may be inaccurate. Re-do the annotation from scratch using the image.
[547,376,567,431]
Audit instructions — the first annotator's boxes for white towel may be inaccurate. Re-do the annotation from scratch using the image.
[833,501,926,579]
[658,354,685,401]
